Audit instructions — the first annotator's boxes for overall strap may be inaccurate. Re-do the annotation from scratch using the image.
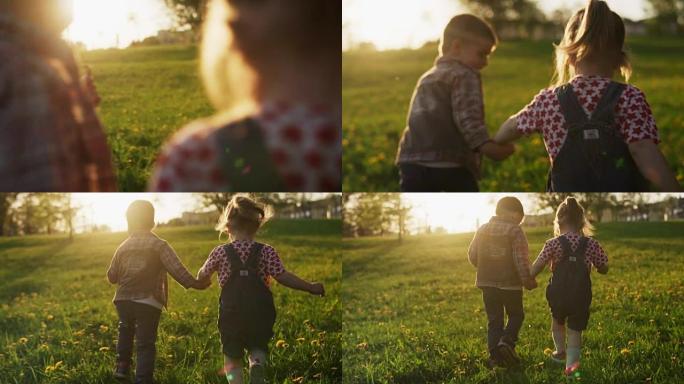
[589,82,626,125]
[558,235,589,262]
[245,242,265,270]
[223,243,245,277]
[555,84,589,128]
[214,118,287,192]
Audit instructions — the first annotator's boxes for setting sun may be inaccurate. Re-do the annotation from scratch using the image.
[64,0,173,49]
[71,193,202,232]
[404,193,538,234]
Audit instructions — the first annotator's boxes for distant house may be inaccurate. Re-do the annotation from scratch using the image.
[156,29,196,45]
[181,211,220,226]
[276,196,342,220]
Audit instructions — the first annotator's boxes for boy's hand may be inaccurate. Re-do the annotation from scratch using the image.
[479,141,515,161]
[308,282,325,297]
[523,278,537,290]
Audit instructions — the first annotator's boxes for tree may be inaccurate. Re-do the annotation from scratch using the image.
[164,0,208,31]
[461,0,545,38]
[647,0,684,34]
[0,193,18,236]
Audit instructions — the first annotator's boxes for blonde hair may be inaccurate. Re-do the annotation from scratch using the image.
[440,14,498,56]
[552,0,631,86]
[554,197,595,237]
[216,194,273,240]
[200,0,340,114]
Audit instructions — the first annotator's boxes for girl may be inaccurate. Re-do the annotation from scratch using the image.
[107,200,209,384]
[150,0,341,192]
[196,195,325,384]
[530,197,609,377]
[493,0,680,192]
[0,0,116,192]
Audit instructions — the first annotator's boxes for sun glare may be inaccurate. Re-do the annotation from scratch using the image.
[343,0,648,51]
[404,193,538,234]
[71,193,203,232]
[64,0,174,50]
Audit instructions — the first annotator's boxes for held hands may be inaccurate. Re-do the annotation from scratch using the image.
[308,282,325,297]
[523,278,538,291]
[479,141,515,161]
[193,277,212,290]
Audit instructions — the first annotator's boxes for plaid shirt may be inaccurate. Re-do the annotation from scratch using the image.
[396,57,490,178]
[107,232,196,308]
[0,15,116,191]
[468,216,532,289]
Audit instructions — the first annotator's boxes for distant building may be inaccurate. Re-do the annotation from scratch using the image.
[276,196,342,219]
[181,211,220,226]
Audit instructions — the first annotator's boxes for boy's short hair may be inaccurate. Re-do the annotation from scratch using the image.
[126,200,155,233]
[496,196,524,217]
[440,14,498,56]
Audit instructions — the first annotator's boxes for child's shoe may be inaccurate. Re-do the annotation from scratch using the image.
[564,361,581,379]
[551,350,566,364]
[249,363,266,384]
[496,336,521,367]
[113,361,130,380]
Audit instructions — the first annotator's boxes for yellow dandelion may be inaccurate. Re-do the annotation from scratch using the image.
[543,348,553,356]
[99,325,109,333]
[275,339,287,348]
[620,348,630,355]
[18,337,28,344]
[628,340,635,346]
[46,315,54,321]
[60,340,68,346]
[356,342,369,350]
[310,339,320,347]
[54,361,63,369]
[99,347,110,352]
[44,365,56,374]
[296,337,306,343]
[38,344,49,352]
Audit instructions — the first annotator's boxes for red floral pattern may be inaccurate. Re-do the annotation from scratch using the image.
[149,102,341,191]
[534,232,608,272]
[197,240,285,288]
[515,75,659,160]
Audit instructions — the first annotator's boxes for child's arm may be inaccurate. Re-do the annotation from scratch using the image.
[493,116,524,144]
[106,250,120,284]
[511,228,537,290]
[628,139,682,191]
[530,259,545,278]
[467,232,479,267]
[596,264,609,274]
[274,271,325,296]
[159,243,209,290]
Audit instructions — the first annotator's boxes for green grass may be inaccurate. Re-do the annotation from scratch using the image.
[80,46,214,191]
[342,221,684,383]
[342,38,684,191]
[0,219,341,383]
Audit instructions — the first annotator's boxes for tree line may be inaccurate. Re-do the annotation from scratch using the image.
[0,194,77,238]
[343,193,681,238]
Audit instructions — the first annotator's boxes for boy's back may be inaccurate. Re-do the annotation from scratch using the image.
[396,57,489,176]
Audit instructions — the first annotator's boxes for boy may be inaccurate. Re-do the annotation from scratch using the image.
[468,196,537,368]
[107,200,209,384]
[395,14,514,192]
[0,0,116,191]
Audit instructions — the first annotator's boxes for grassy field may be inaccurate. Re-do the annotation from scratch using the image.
[0,220,341,383]
[80,46,214,191]
[342,222,684,383]
[342,38,684,192]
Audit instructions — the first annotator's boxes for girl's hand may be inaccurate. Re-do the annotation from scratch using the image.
[193,277,212,290]
[308,282,325,296]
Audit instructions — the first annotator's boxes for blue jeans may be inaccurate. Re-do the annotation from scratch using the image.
[480,287,524,355]
[115,301,162,384]
[399,164,479,192]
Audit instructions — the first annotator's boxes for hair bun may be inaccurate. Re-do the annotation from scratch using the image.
[566,197,578,207]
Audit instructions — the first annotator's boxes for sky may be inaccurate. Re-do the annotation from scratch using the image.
[404,193,539,234]
[64,0,174,49]
[71,193,203,232]
[343,0,651,50]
